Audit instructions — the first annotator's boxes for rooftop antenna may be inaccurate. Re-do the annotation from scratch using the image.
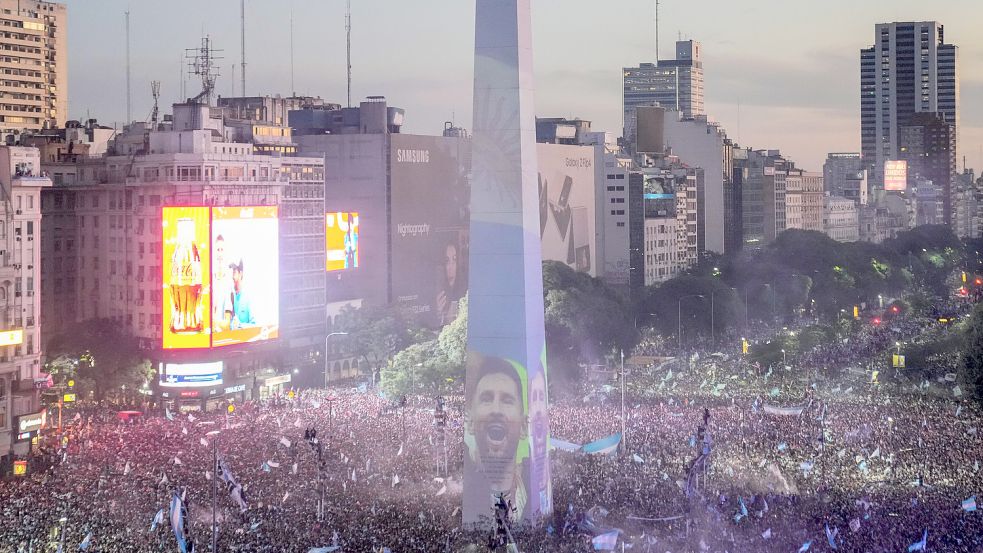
[290,6,295,96]
[185,36,223,105]
[150,80,161,127]
[125,10,131,124]
[240,0,246,96]
[654,0,660,61]
[180,54,185,101]
[346,0,352,107]
[231,64,236,97]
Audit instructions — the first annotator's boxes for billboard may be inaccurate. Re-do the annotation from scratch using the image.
[159,361,224,388]
[885,160,908,191]
[326,212,359,271]
[537,143,597,276]
[162,206,278,349]
[163,207,211,349]
[211,206,279,347]
[390,134,470,327]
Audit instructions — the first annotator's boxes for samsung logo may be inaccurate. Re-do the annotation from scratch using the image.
[396,149,430,164]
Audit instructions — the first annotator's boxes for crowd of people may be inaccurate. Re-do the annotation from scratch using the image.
[1,309,981,551]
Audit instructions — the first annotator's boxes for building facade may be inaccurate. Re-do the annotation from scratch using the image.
[860,22,958,185]
[0,146,49,466]
[823,153,868,205]
[0,0,66,140]
[824,195,859,242]
[899,111,957,224]
[623,40,704,147]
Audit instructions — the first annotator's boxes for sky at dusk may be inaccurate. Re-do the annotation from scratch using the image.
[61,0,983,172]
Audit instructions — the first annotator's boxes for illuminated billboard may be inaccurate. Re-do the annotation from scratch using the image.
[537,143,597,276]
[326,212,359,271]
[162,206,279,349]
[162,207,211,349]
[159,361,224,388]
[884,160,908,191]
[390,134,470,327]
[211,206,279,347]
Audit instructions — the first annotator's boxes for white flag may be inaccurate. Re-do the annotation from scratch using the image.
[392,473,400,488]
[267,461,280,468]
[351,469,357,482]
[762,529,772,540]
[294,418,303,428]
[291,463,298,475]
[397,443,403,457]
[173,457,183,465]
[280,437,292,448]
[205,470,212,481]
[188,413,197,422]
[159,472,168,485]
[123,462,131,476]
[200,438,209,448]
[181,426,188,436]
[849,518,861,533]
[282,492,290,503]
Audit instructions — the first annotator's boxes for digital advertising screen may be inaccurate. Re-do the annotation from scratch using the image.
[162,207,211,350]
[326,211,359,271]
[537,143,597,276]
[158,361,224,388]
[210,206,280,347]
[884,160,908,191]
[390,134,470,328]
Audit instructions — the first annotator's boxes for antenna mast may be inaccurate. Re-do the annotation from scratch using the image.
[185,36,223,105]
[125,10,131,124]
[654,0,660,61]
[346,0,352,107]
[290,7,295,97]
[150,81,161,127]
[240,0,246,96]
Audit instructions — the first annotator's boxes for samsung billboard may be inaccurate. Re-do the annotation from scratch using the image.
[537,143,598,277]
[389,134,470,327]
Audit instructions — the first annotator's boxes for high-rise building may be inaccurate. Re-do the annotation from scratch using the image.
[823,153,869,206]
[899,112,957,223]
[785,171,824,233]
[0,146,51,465]
[623,40,704,148]
[860,22,958,186]
[0,0,67,140]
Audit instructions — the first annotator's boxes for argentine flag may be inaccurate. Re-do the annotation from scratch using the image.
[78,532,92,551]
[581,433,622,455]
[963,496,977,512]
[169,493,189,553]
[592,530,620,551]
[908,529,928,552]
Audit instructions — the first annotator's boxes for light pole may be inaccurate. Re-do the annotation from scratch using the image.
[619,349,626,455]
[323,332,349,388]
[781,349,787,367]
[677,295,705,351]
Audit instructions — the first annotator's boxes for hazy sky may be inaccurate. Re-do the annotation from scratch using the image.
[61,0,983,171]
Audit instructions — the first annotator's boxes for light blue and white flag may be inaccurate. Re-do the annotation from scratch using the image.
[78,532,92,551]
[581,434,622,456]
[165,408,174,422]
[592,530,620,551]
[169,493,188,553]
[308,547,340,553]
[150,509,165,532]
[550,438,582,452]
[825,523,838,550]
[797,540,811,552]
[907,529,927,552]
[962,496,977,512]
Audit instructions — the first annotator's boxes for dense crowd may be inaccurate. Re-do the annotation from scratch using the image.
[1,311,981,551]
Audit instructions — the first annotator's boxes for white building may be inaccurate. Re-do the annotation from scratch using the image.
[824,196,859,242]
[623,40,704,147]
[0,146,49,465]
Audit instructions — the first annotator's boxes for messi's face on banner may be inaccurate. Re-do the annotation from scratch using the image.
[529,371,548,455]
[470,366,524,462]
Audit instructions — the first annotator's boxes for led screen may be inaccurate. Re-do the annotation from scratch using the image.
[159,361,224,388]
[326,212,360,271]
[884,160,908,191]
[162,207,211,349]
[211,206,279,347]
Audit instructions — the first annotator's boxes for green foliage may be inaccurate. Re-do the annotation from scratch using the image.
[962,303,983,404]
[333,304,434,375]
[381,296,468,398]
[44,319,150,400]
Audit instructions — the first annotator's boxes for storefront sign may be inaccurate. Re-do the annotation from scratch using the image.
[264,375,291,386]
[12,461,27,476]
[16,410,46,433]
[63,393,77,403]
[224,384,246,395]
[179,390,201,398]
[0,329,24,347]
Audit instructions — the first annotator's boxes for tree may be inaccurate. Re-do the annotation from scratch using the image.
[962,303,983,404]
[382,296,468,397]
[45,319,151,401]
[333,304,433,380]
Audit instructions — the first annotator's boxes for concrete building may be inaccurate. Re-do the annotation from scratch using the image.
[21,119,115,162]
[661,111,725,255]
[39,99,325,408]
[861,22,958,185]
[899,112,957,224]
[0,146,50,466]
[824,195,859,242]
[0,0,67,140]
[823,153,868,205]
[913,181,943,226]
[216,95,337,127]
[623,40,704,149]
[785,171,824,233]
[640,166,698,284]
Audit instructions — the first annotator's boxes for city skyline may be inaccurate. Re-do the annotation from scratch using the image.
[60,0,983,172]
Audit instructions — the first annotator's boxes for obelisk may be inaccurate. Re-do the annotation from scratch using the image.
[463,0,552,526]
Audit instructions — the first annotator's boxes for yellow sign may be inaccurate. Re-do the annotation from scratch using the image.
[0,329,24,347]
[963,272,968,283]
[742,339,749,355]
[871,370,879,384]
[892,354,906,368]
[853,306,860,319]
[288,390,295,400]
[67,379,75,388]
[63,393,76,403]
[12,461,27,476]
[227,404,235,414]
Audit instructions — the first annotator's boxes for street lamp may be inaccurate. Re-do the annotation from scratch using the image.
[323,332,349,388]
[677,295,705,351]
[710,287,739,347]
[781,349,787,367]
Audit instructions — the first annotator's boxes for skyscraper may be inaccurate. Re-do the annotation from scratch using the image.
[900,112,957,223]
[0,0,67,139]
[623,40,704,149]
[860,22,958,187]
